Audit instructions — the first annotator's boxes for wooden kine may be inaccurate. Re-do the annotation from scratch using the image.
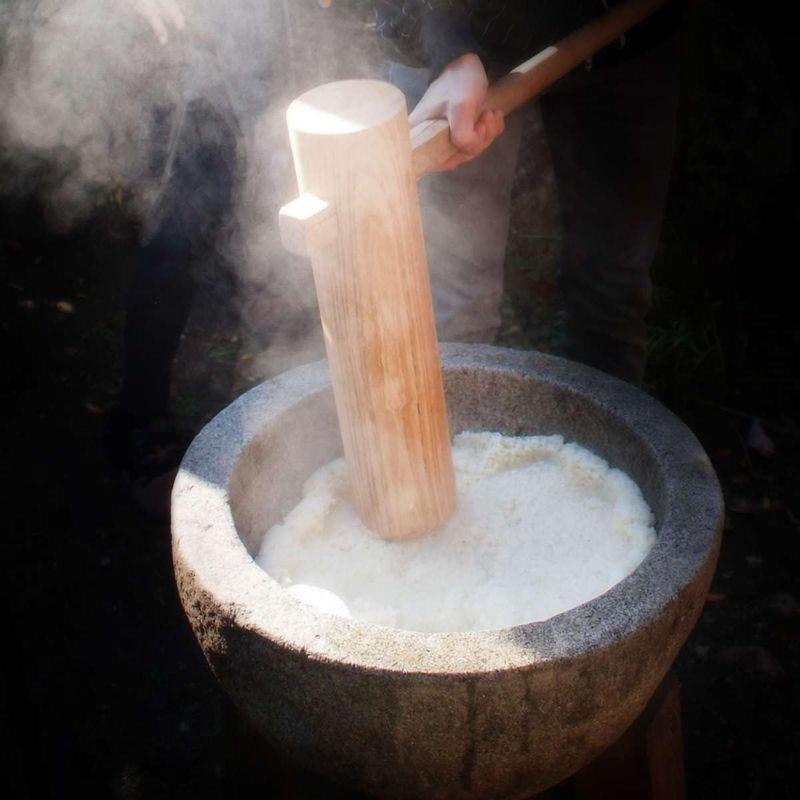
[281,80,456,540]
[278,0,667,539]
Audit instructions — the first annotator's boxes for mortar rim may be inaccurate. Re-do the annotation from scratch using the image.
[172,343,723,675]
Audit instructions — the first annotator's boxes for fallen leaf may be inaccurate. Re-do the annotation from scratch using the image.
[56,300,75,314]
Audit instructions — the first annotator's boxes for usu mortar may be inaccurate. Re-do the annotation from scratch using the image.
[172,343,723,800]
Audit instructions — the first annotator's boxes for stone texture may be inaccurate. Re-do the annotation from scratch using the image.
[172,343,723,800]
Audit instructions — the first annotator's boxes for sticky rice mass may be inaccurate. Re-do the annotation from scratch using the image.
[257,431,656,633]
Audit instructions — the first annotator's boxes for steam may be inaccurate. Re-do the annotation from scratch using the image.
[1,0,181,224]
[0,0,382,376]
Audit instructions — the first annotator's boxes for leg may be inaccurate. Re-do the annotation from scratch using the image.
[119,97,240,421]
[390,63,522,343]
[107,98,240,516]
[540,36,681,384]
[421,116,523,342]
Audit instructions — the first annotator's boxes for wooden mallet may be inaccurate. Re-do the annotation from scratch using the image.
[279,0,667,540]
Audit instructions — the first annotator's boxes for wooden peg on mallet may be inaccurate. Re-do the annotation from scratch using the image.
[280,80,456,541]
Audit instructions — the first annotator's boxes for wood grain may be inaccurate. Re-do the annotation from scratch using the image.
[286,80,455,540]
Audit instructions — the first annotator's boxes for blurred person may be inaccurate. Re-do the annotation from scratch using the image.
[377,0,683,383]
[105,0,327,516]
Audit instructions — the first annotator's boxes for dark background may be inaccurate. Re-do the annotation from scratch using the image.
[1,1,798,798]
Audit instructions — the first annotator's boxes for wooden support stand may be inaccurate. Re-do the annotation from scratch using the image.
[570,673,685,800]
[280,80,456,540]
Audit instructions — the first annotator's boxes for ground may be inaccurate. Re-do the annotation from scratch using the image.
[2,1,799,798]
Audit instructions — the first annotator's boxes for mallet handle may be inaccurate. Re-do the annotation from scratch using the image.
[411,0,669,178]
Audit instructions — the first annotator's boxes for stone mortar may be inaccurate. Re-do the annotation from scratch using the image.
[172,343,723,800]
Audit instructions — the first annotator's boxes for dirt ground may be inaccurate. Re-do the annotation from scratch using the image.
[2,2,799,798]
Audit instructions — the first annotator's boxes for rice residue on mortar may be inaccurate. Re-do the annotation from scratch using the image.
[256,431,656,632]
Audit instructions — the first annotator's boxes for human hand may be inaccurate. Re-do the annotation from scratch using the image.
[125,0,185,46]
[409,53,505,172]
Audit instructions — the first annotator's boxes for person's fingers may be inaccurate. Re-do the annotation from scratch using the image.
[479,109,505,149]
[481,111,497,146]
[447,100,483,156]
[432,151,472,172]
[486,109,500,139]
[482,109,501,144]
[474,116,487,146]
[433,109,508,172]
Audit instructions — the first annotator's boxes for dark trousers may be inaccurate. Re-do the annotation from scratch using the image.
[393,33,680,384]
[542,35,680,383]
[119,99,239,420]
